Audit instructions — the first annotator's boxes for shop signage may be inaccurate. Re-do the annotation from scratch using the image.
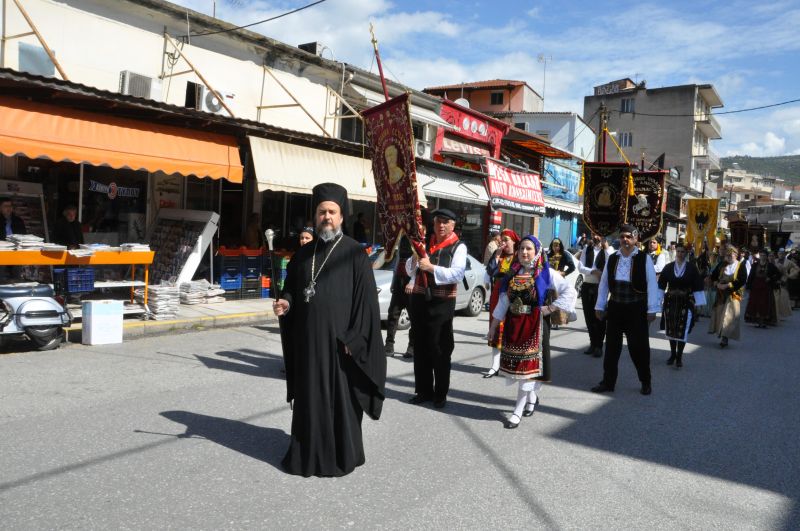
[543,161,580,202]
[442,135,490,156]
[439,102,504,155]
[485,158,545,216]
[88,180,140,200]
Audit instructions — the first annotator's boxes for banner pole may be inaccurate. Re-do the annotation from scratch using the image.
[369,23,390,101]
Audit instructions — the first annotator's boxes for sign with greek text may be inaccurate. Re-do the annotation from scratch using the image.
[485,158,545,215]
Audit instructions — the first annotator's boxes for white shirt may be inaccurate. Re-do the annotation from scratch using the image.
[656,260,707,307]
[650,251,667,274]
[576,244,613,284]
[595,247,660,314]
[406,243,467,287]
[493,266,578,321]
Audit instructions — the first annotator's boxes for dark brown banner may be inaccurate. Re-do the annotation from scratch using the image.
[626,170,666,241]
[582,162,632,237]
[362,93,426,261]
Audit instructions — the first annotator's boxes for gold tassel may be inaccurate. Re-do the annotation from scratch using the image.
[628,169,635,196]
[579,163,585,196]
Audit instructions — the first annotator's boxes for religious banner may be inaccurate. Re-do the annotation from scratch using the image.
[484,158,545,216]
[362,93,426,261]
[626,170,666,241]
[770,231,791,251]
[728,220,748,249]
[747,224,767,251]
[686,199,720,254]
[581,162,632,236]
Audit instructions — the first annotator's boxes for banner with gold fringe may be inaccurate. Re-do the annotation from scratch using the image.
[581,162,632,236]
[626,170,666,242]
[686,198,720,254]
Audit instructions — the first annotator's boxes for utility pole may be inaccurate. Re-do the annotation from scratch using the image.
[596,103,608,163]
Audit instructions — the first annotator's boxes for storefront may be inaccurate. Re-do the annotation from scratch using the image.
[540,160,583,247]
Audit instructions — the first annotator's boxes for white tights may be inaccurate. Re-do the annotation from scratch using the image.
[489,348,500,372]
[512,380,543,418]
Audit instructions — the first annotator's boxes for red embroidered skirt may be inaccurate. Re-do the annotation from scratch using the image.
[499,308,543,379]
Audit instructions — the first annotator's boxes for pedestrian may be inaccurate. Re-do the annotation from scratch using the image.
[406,208,467,408]
[658,244,706,368]
[384,237,414,358]
[744,251,779,328]
[591,224,659,396]
[575,233,612,357]
[0,197,26,281]
[647,238,668,277]
[272,182,386,477]
[708,245,747,347]
[52,203,84,249]
[773,249,793,319]
[785,251,800,309]
[484,228,520,377]
[547,237,576,278]
[488,235,577,429]
[298,226,314,247]
[483,230,501,266]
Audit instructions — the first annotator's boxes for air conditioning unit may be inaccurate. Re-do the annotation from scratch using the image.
[119,70,162,101]
[197,86,234,115]
[414,139,432,159]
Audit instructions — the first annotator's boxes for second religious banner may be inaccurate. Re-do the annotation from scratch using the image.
[626,170,666,241]
[582,162,632,237]
[362,93,426,261]
[686,198,720,254]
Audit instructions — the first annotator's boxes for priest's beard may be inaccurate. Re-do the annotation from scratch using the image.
[317,226,342,242]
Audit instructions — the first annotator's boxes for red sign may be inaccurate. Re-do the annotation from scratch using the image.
[435,100,508,159]
[485,158,545,215]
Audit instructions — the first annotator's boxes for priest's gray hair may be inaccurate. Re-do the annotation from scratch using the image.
[318,227,343,242]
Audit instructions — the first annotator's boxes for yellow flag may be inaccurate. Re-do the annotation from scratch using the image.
[686,199,720,254]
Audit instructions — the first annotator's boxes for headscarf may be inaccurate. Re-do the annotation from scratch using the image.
[500,234,551,307]
[500,228,521,243]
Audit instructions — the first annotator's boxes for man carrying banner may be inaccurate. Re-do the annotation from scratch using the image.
[591,224,660,395]
[405,208,467,408]
[575,233,612,357]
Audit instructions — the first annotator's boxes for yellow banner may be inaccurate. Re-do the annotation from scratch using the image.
[686,199,720,254]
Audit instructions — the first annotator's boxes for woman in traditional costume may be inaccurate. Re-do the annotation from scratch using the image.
[658,244,706,368]
[785,252,800,309]
[744,251,779,328]
[483,229,520,377]
[773,250,794,319]
[488,235,577,429]
[709,246,747,347]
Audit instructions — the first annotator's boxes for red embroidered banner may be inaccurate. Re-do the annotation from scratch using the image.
[626,170,666,241]
[582,162,632,236]
[362,93,426,260]
[484,158,545,215]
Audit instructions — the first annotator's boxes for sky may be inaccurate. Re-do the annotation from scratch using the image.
[172,0,800,158]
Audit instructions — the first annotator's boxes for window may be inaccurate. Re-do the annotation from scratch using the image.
[619,132,633,147]
[19,42,55,77]
[412,122,425,140]
[535,130,550,139]
[744,194,750,199]
[514,122,527,131]
[620,98,635,113]
[490,92,504,105]
[339,103,364,143]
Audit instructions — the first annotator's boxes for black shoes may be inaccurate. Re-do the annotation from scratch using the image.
[675,356,683,369]
[591,382,614,393]
[483,368,500,378]
[720,337,728,348]
[640,383,652,395]
[408,394,432,405]
[433,398,447,409]
[583,346,594,355]
[522,396,539,417]
[592,347,603,358]
[403,346,414,359]
[384,342,395,356]
[666,354,676,366]
[505,414,521,429]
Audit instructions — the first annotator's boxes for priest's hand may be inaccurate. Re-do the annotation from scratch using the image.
[418,257,435,273]
[273,299,290,316]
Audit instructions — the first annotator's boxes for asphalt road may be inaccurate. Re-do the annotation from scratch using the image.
[1,302,798,530]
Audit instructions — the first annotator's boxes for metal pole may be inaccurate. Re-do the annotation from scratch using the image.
[369,23,389,101]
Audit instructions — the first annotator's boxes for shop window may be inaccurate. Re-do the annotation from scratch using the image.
[490,92,504,105]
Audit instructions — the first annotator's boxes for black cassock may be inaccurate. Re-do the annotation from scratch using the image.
[279,234,386,477]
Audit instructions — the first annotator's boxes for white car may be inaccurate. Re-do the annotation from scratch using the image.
[372,252,488,330]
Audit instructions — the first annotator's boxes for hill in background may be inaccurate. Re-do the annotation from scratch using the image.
[720,155,800,183]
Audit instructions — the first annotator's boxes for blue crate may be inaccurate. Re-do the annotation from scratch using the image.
[53,267,95,293]
[219,273,242,290]
[261,288,270,298]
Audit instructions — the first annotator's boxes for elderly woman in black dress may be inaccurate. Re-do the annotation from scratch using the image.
[658,244,706,368]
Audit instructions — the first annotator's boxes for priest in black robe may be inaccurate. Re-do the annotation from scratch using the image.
[273,183,386,477]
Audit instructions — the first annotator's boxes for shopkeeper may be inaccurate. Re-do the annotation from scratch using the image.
[52,204,84,249]
[0,197,26,240]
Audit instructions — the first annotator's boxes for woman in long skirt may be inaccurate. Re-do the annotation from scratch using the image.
[658,244,706,368]
[488,235,577,429]
[773,250,793,319]
[484,229,520,377]
[709,246,748,347]
[745,251,779,328]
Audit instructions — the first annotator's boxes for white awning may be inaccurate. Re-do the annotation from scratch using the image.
[248,136,426,206]
[348,86,455,131]
[416,165,489,206]
[544,196,584,215]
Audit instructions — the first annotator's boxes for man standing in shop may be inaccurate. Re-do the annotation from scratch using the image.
[52,204,83,249]
[0,197,26,282]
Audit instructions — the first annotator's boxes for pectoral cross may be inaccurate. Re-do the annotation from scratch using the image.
[303,281,316,303]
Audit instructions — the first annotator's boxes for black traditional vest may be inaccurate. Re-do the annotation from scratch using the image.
[584,245,607,271]
[607,251,648,295]
[412,240,464,299]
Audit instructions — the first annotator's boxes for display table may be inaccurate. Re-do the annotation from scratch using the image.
[0,251,155,304]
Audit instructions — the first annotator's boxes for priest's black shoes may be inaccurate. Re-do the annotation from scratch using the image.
[483,368,500,378]
[590,382,614,393]
[583,346,594,355]
[433,398,447,409]
[592,347,603,358]
[408,394,432,404]
[640,383,652,395]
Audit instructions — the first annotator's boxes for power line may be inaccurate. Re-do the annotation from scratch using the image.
[608,97,800,118]
[563,107,600,150]
[185,0,328,38]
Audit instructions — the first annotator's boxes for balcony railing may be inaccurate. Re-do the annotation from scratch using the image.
[695,113,722,139]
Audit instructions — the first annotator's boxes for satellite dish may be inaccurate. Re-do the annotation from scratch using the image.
[454,97,470,108]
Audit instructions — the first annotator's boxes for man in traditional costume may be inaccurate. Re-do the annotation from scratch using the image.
[658,244,706,368]
[744,251,779,328]
[575,233,612,357]
[591,224,659,396]
[273,183,386,477]
[405,208,467,408]
[708,246,747,347]
[483,228,520,378]
[488,235,577,429]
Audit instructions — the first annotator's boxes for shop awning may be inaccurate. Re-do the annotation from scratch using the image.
[544,197,584,215]
[347,86,456,131]
[249,136,427,206]
[0,96,243,182]
[504,128,574,159]
[416,165,489,206]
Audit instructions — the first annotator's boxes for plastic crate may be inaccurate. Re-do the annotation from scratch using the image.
[261,276,271,288]
[240,287,261,300]
[242,277,261,290]
[261,288,271,298]
[219,273,242,291]
[242,255,262,278]
[53,267,95,294]
[223,289,240,301]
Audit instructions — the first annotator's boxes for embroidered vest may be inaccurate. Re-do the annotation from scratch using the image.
[412,240,463,299]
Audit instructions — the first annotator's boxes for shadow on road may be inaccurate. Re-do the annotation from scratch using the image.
[161,410,288,470]
[195,348,285,379]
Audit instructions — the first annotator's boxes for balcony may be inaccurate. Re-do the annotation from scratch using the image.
[694,147,721,170]
[695,113,722,139]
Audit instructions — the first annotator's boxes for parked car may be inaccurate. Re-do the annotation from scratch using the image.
[372,250,488,330]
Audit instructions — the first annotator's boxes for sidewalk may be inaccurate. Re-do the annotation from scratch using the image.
[64,298,277,343]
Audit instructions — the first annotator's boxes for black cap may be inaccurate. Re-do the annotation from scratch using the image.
[312,182,348,221]
[431,208,457,222]
[619,223,639,237]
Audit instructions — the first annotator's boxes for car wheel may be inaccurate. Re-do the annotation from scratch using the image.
[462,288,485,317]
[397,308,411,330]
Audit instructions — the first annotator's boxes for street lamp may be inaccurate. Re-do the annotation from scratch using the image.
[537,54,552,111]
